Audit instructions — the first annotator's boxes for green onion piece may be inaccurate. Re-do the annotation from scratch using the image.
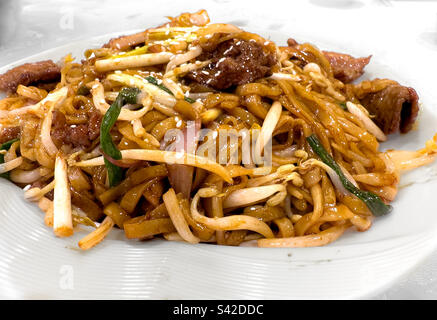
[184,96,196,103]
[0,138,19,151]
[0,138,20,179]
[339,102,347,110]
[100,87,140,187]
[144,76,173,95]
[144,76,195,104]
[306,134,392,217]
[77,85,91,96]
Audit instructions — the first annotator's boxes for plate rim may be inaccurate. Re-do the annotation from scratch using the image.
[1,28,437,300]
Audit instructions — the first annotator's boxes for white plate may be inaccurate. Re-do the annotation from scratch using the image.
[1,7,437,299]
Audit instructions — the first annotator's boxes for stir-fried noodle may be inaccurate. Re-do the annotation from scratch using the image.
[0,10,435,249]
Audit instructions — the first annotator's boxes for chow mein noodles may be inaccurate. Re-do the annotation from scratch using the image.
[0,10,435,249]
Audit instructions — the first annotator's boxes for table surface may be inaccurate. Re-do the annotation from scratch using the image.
[1,0,436,300]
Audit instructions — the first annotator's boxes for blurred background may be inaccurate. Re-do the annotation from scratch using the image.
[0,0,437,299]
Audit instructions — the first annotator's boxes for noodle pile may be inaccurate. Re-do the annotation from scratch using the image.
[0,10,436,249]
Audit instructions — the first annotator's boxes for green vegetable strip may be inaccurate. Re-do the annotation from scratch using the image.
[306,134,392,217]
[100,87,140,187]
[145,76,173,95]
[0,138,19,151]
[184,96,196,104]
[0,138,20,179]
[144,76,195,103]
[77,85,91,96]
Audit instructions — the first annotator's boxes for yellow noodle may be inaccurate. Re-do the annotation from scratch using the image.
[0,11,434,250]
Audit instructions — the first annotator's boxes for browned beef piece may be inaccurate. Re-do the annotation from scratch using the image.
[287,38,298,47]
[30,179,46,189]
[51,111,70,147]
[322,51,371,83]
[88,111,102,141]
[103,10,210,50]
[0,126,20,144]
[51,109,102,149]
[359,85,419,134]
[185,39,276,90]
[286,38,370,83]
[287,38,418,134]
[0,60,61,93]
[103,31,147,50]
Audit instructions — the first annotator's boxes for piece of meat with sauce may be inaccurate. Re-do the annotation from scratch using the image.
[51,109,102,149]
[358,84,419,134]
[0,60,61,93]
[103,10,210,50]
[185,39,276,90]
[287,38,299,47]
[323,51,371,84]
[0,126,20,144]
[287,38,418,135]
[103,31,148,51]
[286,38,370,83]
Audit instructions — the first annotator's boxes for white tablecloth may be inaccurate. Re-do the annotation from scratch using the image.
[1,0,436,299]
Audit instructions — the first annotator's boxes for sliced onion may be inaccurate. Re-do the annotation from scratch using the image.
[40,107,58,157]
[10,167,51,184]
[131,119,146,137]
[53,155,73,237]
[0,157,23,174]
[95,52,173,72]
[273,145,298,158]
[303,159,349,195]
[161,78,185,99]
[346,101,386,142]
[338,163,359,188]
[168,60,211,78]
[152,102,179,117]
[223,184,286,208]
[24,87,67,157]
[165,45,202,73]
[91,81,153,120]
[167,120,201,198]
[254,101,282,160]
[99,148,141,168]
[188,92,213,100]
[106,73,176,107]
[303,62,321,73]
